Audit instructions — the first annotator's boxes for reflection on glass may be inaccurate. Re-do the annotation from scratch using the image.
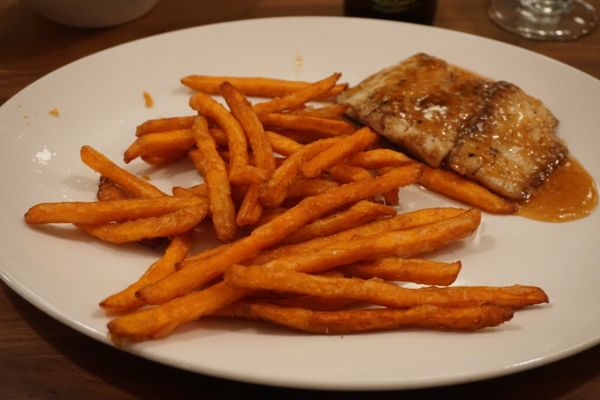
[488,0,597,40]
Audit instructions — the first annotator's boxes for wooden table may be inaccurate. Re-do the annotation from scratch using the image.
[1,0,599,398]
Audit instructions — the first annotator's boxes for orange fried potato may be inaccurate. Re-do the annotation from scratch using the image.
[181,75,347,98]
[340,258,462,286]
[301,127,379,178]
[225,265,548,309]
[214,302,514,333]
[419,165,516,214]
[77,204,208,244]
[24,196,207,224]
[282,200,396,244]
[260,137,340,208]
[137,165,424,305]
[257,113,356,137]
[80,145,166,198]
[190,116,237,242]
[136,116,195,136]
[100,234,192,313]
[253,73,341,113]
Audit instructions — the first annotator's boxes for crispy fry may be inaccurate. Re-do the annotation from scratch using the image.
[340,258,462,286]
[225,265,548,309]
[97,177,127,201]
[77,204,208,244]
[220,82,276,178]
[260,296,358,311]
[136,116,195,136]
[109,281,249,341]
[138,165,423,305]
[181,75,347,98]
[260,137,340,208]
[141,150,188,166]
[189,92,263,185]
[290,103,350,119]
[190,117,237,242]
[282,200,396,244]
[252,206,463,265]
[284,179,339,200]
[80,146,166,198]
[301,127,379,178]
[108,207,482,341]
[328,164,373,183]
[100,234,192,313]
[258,113,356,136]
[244,209,481,276]
[264,131,302,157]
[346,149,413,169]
[236,184,263,226]
[171,183,208,198]
[214,302,514,333]
[252,73,341,113]
[419,165,516,214]
[124,129,195,163]
[24,196,207,224]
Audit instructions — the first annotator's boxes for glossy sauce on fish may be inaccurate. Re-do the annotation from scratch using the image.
[518,156,598,222]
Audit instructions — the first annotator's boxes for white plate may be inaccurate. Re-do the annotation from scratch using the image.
[1,17,599,391]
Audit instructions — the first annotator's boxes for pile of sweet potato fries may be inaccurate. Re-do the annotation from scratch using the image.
[24,72,546,343]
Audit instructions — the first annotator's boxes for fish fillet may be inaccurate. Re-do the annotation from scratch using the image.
[338,53,567,200]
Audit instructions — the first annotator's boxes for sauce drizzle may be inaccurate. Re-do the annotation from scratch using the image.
[517,156,597,222]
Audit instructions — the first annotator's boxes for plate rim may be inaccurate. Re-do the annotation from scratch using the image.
[1,16,599,391]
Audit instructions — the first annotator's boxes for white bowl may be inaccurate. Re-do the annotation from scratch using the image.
[21,0,160,28]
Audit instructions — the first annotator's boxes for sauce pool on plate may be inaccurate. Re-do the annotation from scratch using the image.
[517,156,598,222]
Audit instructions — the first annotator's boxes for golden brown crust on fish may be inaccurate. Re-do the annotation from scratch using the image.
[338,53,567,200]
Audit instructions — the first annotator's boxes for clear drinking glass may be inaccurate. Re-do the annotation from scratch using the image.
[488,0,598,40]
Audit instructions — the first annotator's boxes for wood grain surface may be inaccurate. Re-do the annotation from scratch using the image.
[1,0,599,399]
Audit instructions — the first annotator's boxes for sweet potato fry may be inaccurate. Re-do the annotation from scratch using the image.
[225,265,548,309]
[282,200,396,244]
[141,150,188,167]
[419,165,516,214]
[77,204,208,244]
[100,234,192,313]
[97,177,127,201]
[171,183,208,198]
[290,103,350,119]
[301,127,379,178]
[190,117,237,242]
[260,137,340,208]
[284,179,339,200]
[138,165,423,305]
[220,82,276,176]
[346,149,414,169]
[189,92,262,185]
[252,206,463,265]
[260,296,358,311]
[214,302,514,333]
[258,113,356,136]
[136,116,195,136]
[124,129,195,163]
[340,258,462,286]
[252,73,341,114]
[109,281,249,342]
[24,196,207,224]
[80,146,166,198]
[180,75,347,98]
[264,131,302,157]
[328,164,373,183]
[236,184,263,226]
[242,209,481,276]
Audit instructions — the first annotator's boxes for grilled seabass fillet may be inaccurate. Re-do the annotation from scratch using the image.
[337,53,567,200]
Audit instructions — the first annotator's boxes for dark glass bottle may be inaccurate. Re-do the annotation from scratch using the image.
[344,0,438,25]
